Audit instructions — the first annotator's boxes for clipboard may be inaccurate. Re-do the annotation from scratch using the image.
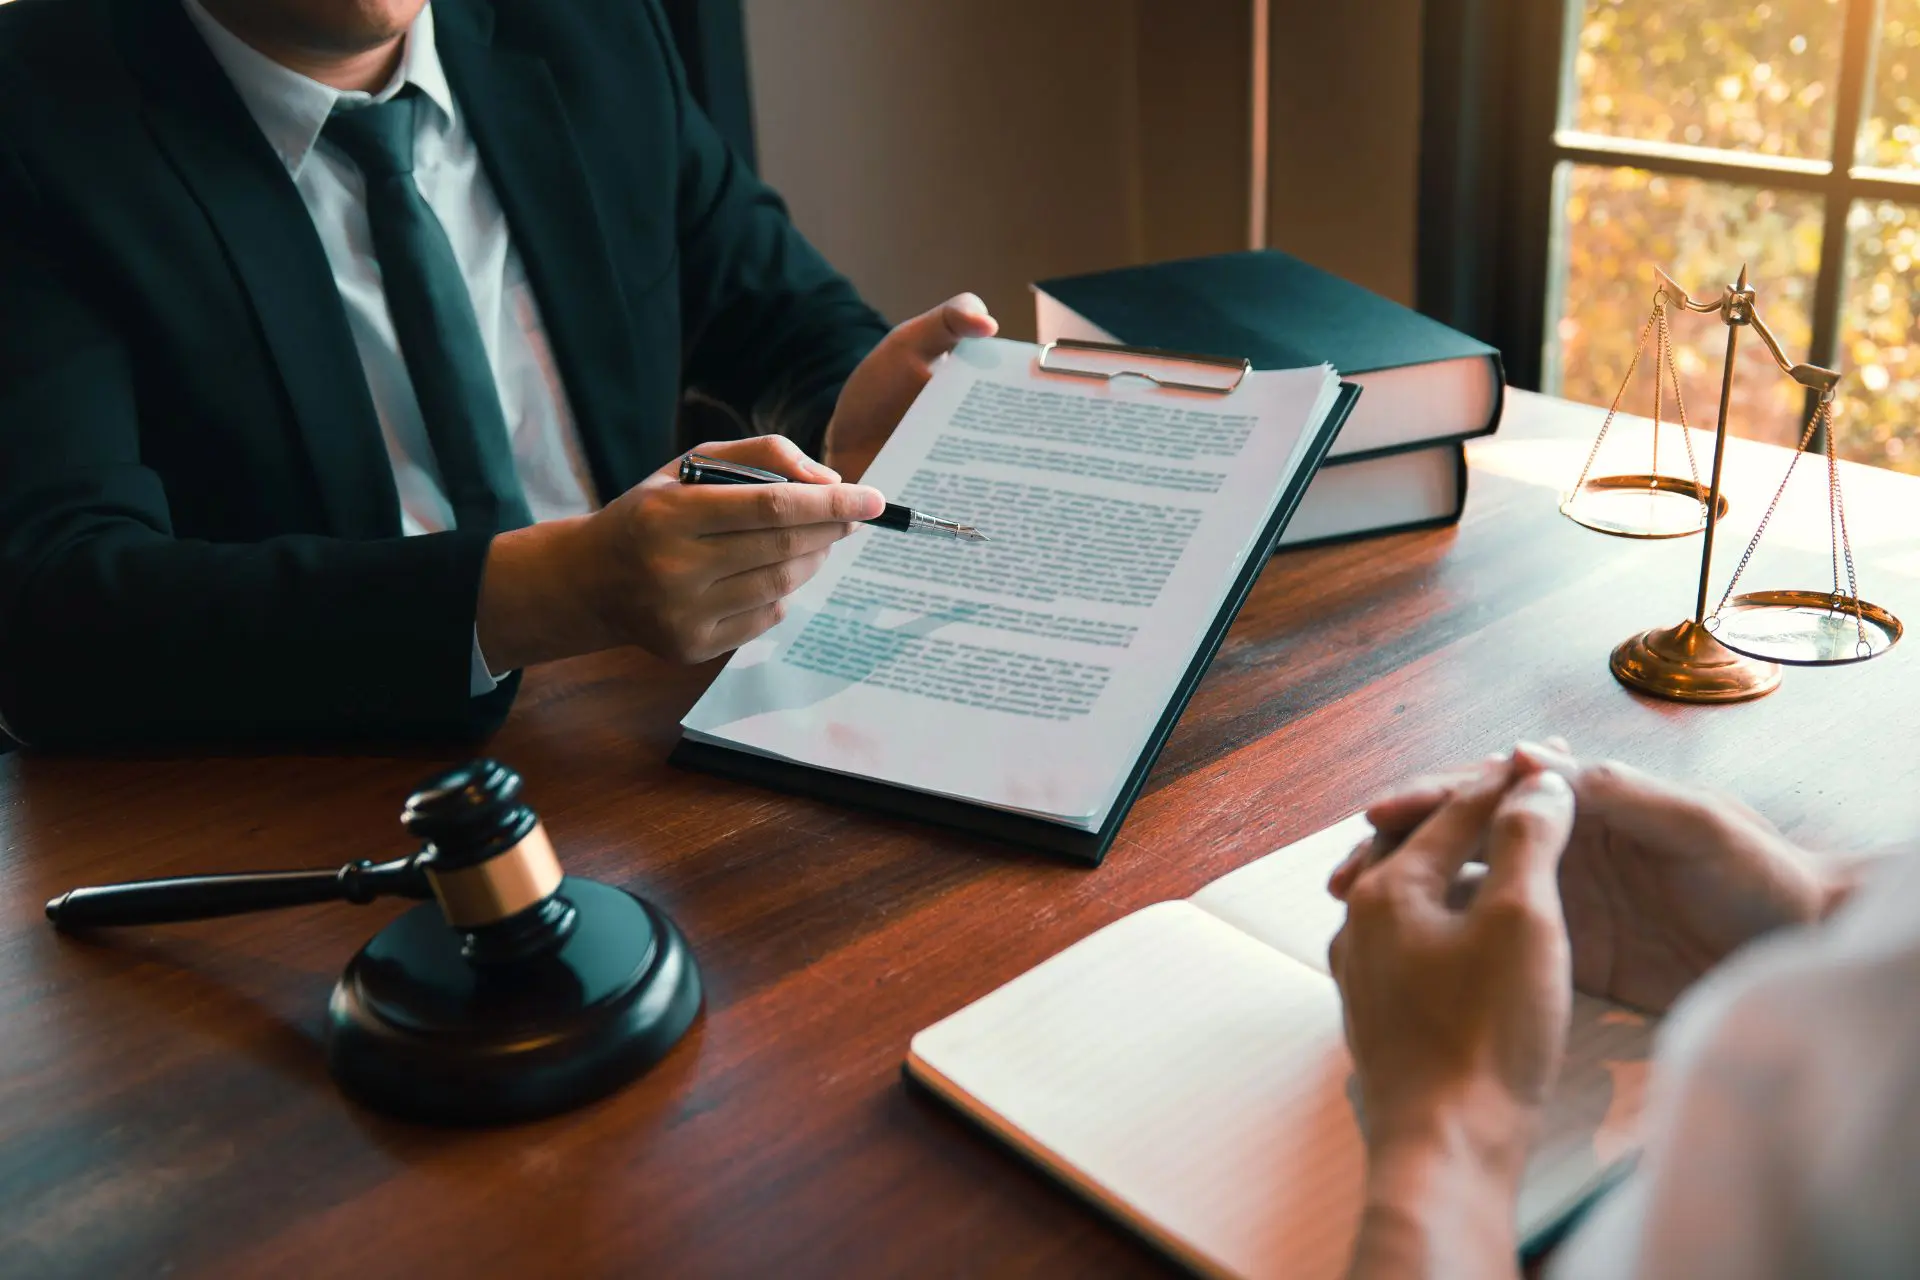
[670,342,1362,866]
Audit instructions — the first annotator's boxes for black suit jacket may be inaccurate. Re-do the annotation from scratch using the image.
[0,0,889,749]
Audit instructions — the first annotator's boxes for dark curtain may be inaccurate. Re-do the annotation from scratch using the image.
[1416,0,1565,390]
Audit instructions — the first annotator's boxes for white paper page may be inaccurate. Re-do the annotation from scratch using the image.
[1189,815,1656,1235]
[682,338,1339,827]
[1188,812,1374,966]
[908,902,1367,1280]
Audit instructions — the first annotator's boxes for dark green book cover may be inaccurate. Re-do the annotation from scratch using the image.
[1036,250,1504,463]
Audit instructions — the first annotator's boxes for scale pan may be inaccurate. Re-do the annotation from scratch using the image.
[1559,474,1728,539]
[1709,591,1903,666]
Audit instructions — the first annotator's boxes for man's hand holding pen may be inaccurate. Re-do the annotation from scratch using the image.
[476,435,883,672]
[474,295,999,678]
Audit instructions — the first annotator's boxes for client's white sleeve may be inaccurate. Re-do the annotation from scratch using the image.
[1551,853,1920,1280]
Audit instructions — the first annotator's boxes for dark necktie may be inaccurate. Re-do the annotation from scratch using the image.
[323,90,534,533]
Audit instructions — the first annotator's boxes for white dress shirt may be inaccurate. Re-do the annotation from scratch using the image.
[1552,851,1920,1279]
[182,0,599,694]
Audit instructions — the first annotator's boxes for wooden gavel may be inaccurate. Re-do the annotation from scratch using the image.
[44,759,703,1125]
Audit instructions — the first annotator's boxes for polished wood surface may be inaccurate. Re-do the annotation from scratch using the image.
[3,392,1917,1278]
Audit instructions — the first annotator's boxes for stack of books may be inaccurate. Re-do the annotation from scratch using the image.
[1034,250,1505,550]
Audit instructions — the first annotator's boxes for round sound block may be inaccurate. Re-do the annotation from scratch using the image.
[325,879,701,1125]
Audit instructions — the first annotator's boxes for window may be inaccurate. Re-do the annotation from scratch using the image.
[1422,0,1920,473]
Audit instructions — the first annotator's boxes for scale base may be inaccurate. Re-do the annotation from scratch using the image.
[325,879,702,1126]
[1610,618,1783,703]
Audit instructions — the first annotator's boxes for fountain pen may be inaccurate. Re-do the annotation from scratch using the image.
[677,453,989,542]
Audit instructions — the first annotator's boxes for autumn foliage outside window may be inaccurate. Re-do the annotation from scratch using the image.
[1549,0,1919,473]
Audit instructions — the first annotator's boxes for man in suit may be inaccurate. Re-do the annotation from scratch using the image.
[0,0,998,749]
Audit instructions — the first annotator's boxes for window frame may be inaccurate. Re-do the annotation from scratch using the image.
[1420,0,1920,436]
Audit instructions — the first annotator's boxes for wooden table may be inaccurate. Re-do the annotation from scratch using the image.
[3,392,1917,1278]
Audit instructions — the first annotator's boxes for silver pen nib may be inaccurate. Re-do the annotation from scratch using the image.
[907,509,991,543]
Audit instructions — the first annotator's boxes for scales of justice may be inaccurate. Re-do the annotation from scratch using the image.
[1558,264,1903,702]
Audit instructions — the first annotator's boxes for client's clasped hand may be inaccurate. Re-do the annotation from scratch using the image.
[1327,740,1847,1278]
[1342,740,1837,1013]
[1328,756,1575,1277]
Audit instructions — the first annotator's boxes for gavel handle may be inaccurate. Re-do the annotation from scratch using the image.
[45,854,433,928]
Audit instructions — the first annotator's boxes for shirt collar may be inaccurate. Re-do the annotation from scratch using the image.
[181,0,458,177]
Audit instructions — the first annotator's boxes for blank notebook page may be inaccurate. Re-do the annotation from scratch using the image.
[1188,813,1655,1230]
[1187,812,1371,967]
[909,817,1658,1274]
[908,901,1367,1280]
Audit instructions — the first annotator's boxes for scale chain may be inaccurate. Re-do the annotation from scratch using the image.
[1712,395,1841,623]
[1567,291,1708,511]
[1828,404,1842,606]
[1652,300,1665,480]
[1568,305,1660,499]
[1658,304,1704,487]
[1822,398,1867,647]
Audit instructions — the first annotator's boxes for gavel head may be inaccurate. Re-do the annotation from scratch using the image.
[400,759,577,965]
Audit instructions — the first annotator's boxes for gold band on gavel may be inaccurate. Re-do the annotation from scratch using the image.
[426,824,564,927]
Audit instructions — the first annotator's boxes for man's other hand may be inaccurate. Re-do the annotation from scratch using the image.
[477,435,882,672]
[822,293,998,481]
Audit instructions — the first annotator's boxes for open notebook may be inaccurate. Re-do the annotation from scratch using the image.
[907,814,1655,1279]
[675,338,1354,861]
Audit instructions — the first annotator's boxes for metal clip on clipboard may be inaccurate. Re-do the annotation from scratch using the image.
[1034,338,1251,395]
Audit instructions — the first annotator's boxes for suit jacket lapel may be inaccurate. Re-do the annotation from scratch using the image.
[435,0,646,499]
[110,0,400,539]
